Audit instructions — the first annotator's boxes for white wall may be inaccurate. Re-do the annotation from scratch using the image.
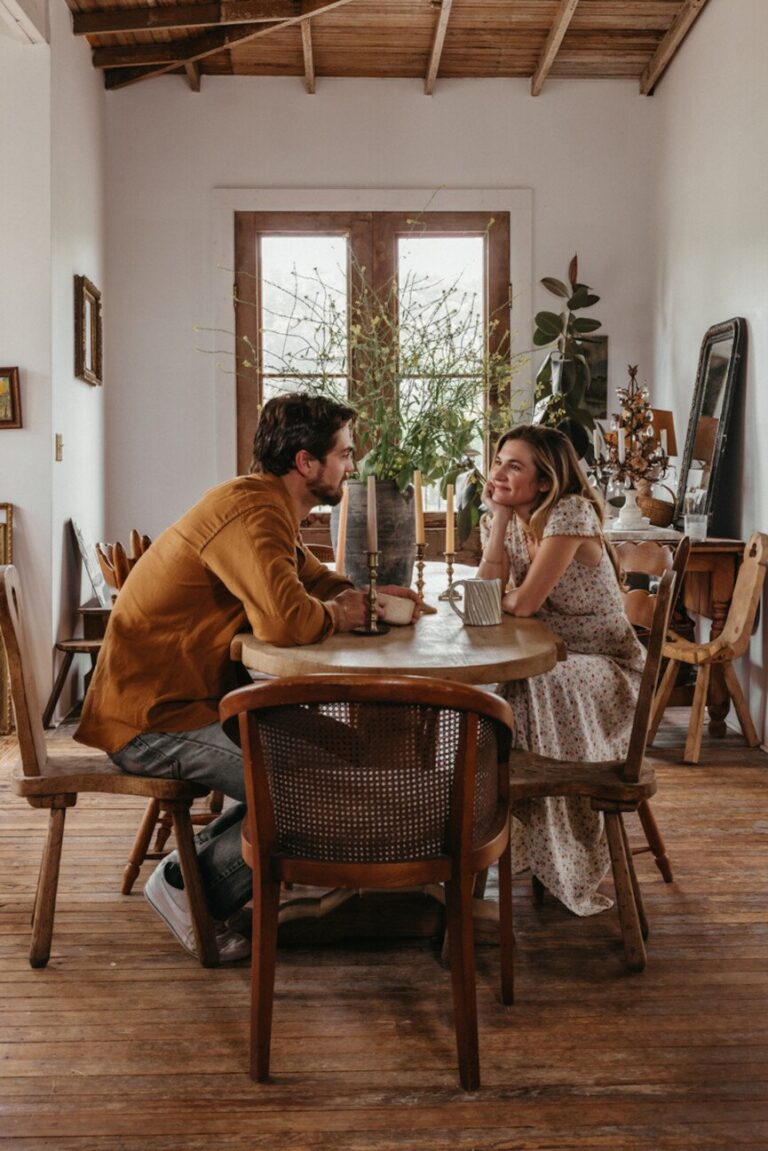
[0,3,105,712]
[50,0,106,715]
[104,77,660,536]
[653,0,768,740]
[0,31,52,704]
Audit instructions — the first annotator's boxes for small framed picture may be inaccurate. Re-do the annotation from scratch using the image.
[0,368,21,428]
[74,275,103,387]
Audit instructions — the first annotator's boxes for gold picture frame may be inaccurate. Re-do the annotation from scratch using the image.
[74,275,103,387]
[0,368,22,428]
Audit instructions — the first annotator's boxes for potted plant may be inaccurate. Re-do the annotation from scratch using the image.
[532,254,602,456]
[241,260,523,582]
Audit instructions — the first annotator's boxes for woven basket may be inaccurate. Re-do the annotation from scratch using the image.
[636,490,675,527]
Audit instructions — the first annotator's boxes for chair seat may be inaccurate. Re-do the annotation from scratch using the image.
[661,636,735,666]
[508,749,657,805]
[11,757,210,802]
[55,638,103,656]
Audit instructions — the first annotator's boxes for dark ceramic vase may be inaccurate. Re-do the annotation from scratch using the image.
[330,479,416,588]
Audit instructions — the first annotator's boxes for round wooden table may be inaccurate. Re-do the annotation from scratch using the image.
[230,565,562,685]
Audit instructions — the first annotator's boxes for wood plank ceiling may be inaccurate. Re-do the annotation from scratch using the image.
[65,0,711,94]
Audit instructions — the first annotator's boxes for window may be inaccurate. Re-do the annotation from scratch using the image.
[234,211,510,479]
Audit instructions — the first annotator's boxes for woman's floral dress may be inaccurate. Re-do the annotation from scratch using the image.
[483,494,646,916]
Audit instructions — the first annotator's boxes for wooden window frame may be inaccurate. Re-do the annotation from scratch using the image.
[234,210,510,476]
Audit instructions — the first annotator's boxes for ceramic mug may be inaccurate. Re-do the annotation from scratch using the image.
[448,578,502,626]
[377,591,416,626]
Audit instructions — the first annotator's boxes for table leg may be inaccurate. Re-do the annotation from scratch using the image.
[707,570,734,738]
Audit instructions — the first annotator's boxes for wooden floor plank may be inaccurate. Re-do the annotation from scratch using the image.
[1,712,767,1146]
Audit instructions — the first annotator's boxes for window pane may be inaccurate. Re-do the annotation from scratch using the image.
[398,236,485,372]
[262,375,348,406]
[261,235,348,378]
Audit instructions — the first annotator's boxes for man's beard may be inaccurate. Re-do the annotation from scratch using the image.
[309,477,345,506]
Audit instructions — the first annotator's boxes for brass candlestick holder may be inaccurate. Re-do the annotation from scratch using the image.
[352,550,389,636]
[415,543,438,614]
[438,552,460,601]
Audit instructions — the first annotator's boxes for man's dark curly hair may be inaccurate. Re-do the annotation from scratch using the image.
[250,392,357,476]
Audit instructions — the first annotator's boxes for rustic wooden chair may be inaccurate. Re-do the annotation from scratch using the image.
[649,531,768,764]
[0,564,220,968]
[220,673,515,1091]
[615,536,691,882]
[508,571,675,973]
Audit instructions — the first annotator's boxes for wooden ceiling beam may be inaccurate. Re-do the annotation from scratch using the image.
[301,19,315,94]
[640,0,710,95]
[72,1,293,36]
[100,0,357,88]
[424,0,453,96]
[531,0,580,96]
[184,60,201,91]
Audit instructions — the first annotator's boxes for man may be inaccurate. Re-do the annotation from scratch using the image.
[76,393,416,960]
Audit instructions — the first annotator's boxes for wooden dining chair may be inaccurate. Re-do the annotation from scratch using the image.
[220,673,515,1092]
[508,571,676,973]
[649,531,768,764]
[615,536,691,882]
[0,564,220,968]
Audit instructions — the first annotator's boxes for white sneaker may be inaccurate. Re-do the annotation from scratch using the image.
[143,860,250,962]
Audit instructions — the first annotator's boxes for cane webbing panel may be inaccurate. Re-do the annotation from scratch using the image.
[256,701,499,863]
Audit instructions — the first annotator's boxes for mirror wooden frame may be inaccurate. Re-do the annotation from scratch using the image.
[74,275,103,387]
[674,317,746,531]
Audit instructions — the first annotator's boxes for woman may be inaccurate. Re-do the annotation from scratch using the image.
[478,424,645,916]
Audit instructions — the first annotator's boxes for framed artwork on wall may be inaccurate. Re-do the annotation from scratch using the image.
[0,368,22,428]
[74,275,103,387]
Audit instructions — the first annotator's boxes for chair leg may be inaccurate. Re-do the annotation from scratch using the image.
[250,876,281,1082]
[121,798,161,895]
[152,809,174,854]
[496,842,515,1006]
[531,874,546,906]
[29,801,69,968]
[636,799,673,883]
[167,803,219,968]
[723,663,760,746]
[444,874,480,1091]
[42,650,76,729]
[208,789,224,815]
[648,657,679,744]
[604,810,646,972]
[620,814,648,941]
[684,664,711,764]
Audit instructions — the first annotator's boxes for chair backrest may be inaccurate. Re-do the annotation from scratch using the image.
[0,566,47,775]
[624,569,676,782]
[616,537,690,633]
[220,675,514,872]
[306,542,335,564]
[719,531,768,658]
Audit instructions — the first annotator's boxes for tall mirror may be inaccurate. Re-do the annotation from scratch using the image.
[674,318,746,531]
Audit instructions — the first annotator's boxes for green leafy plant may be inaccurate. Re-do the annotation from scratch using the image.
[230,254,528,543]
[532,254,602,456]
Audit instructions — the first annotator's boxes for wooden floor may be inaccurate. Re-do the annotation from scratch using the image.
[1,713,767,1149]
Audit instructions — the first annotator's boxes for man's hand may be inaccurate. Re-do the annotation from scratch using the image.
[326,588,371,632]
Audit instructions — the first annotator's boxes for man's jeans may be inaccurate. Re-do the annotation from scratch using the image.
[110,722,252,920]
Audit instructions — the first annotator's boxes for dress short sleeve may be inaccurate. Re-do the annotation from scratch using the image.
[542,495,601,539]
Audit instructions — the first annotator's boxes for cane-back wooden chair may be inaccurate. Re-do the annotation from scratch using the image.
[508,570,676,973]
[649,531,768,763]
[220,674,515,1092]
[0,564,220,968]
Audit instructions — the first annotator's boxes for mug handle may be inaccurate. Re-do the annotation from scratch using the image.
[447,579,468,622]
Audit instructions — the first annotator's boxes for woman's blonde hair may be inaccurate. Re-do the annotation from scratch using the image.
[493,423,605,540]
